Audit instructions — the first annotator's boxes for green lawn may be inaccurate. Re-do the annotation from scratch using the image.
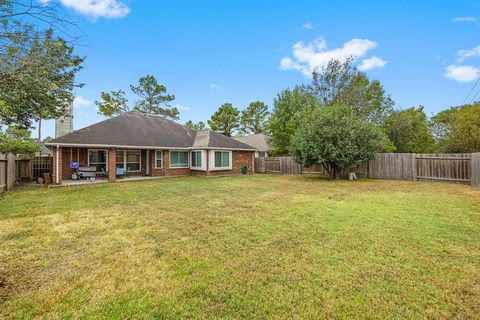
[1,175,479,319]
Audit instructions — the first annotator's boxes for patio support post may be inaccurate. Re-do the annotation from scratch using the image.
[53,145,63,185]
[108,148,116,182]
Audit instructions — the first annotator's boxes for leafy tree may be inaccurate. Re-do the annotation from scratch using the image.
[311,58,394,124]
[0,127,38,156]
[290,103,388,179]
[130,75,178,120]
[431,103,480,152]
[268,85,319,155]
[240,101,270,134]
[208,103,240,137]
[0,28,84,129]
[185,120,206,131]
[96,90,129,117]
[384,107,436,153]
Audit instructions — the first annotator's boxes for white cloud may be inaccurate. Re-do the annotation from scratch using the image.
[452,16,477,23]
[209,83,224,90]
[444,65,480,82]
[358,56,387,71]
[302,22,313,30]
[175,104,190,111]
[280,37,385,76]
[60,0,130,19]
[73,96,92,108]
[457,45,480,61]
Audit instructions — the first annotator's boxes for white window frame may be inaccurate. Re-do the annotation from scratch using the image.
[155,150,163,169]
[123,150,142,172]
[169,150,189,168]
[209,150,232,171]
[115,150,141,172]
[88,149,108,173]
[190,150,206,171]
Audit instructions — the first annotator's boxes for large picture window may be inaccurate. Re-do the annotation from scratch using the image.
[155,150,163,168]
[115,150,141,172]
[191,150,202,168]
[170,151,189,168]
[214,151,230,168]
[88,150,107,172]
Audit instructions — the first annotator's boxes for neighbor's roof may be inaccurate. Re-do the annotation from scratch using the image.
[192,130,255,150]
[233,133,272,152]
[46,111,255,150]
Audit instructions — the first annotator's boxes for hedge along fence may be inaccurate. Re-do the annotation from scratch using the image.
[254,153,480,188]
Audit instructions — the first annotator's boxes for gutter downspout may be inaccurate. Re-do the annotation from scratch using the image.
[56,145,59,184]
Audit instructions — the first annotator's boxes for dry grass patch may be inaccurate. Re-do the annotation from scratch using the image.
[0,175,479,319]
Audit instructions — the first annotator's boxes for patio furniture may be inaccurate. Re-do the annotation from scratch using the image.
[101,167,108,177]
[78,166,96,180]
[116,167,126,178]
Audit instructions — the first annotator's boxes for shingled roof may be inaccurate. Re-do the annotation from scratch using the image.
[192,130,255,149]
[47,111,255,150]
[233,134,272,152]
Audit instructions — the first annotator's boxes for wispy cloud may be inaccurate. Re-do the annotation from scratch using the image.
[60,0,130,19]
[175,104,190,111]
[302,22,313,30]
[280,37,386,77]
[452,16,477,23]
[444,65,480,83]
[209,83,224,90]
[73,96,92,108]
[457,44,480,61]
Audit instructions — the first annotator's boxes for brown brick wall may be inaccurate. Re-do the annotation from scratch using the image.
[56,147,254,181]
[206,151,253,176]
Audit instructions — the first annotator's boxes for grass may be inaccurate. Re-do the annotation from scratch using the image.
[0,175,479,319]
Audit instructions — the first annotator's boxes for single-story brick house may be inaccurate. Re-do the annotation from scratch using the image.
[45,111,256,185]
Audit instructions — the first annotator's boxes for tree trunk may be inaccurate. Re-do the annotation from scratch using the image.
[38,118,42,144]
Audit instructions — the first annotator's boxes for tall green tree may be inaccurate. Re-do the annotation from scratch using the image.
[384,107,436,153]
[185,120,206,131]
[1,1,83,131]
[240,101,270,134]
[0,28,84,129]
[208,103,240,137]
[0,127,38,155]
[431,103,480,152]
[290,103,388,179]
[130,75,178,120]
[96,90,129,117]
[311,58,394,124]
[268,85,319,155]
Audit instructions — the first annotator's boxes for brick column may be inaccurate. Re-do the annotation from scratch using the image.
[52,146,63,185]
[108,148,116,182]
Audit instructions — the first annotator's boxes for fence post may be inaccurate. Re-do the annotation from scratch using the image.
[411,153,417,181]
[472,153,480,188]
[6,153,16,190]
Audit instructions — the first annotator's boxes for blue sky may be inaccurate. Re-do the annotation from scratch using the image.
[39,0,480,138]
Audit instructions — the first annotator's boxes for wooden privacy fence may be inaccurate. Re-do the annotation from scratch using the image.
[0,153,16,194]
[254,153,480,188]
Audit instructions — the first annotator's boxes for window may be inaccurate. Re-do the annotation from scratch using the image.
[258,151,267,158]
[155,150,163,168]
[126,151,141,171]
[88,150,107,172]
[115,150,141,172]
[170,151,189,168]
[214,151,230,168]
[191,151,202,168]
[116,151,124,169]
